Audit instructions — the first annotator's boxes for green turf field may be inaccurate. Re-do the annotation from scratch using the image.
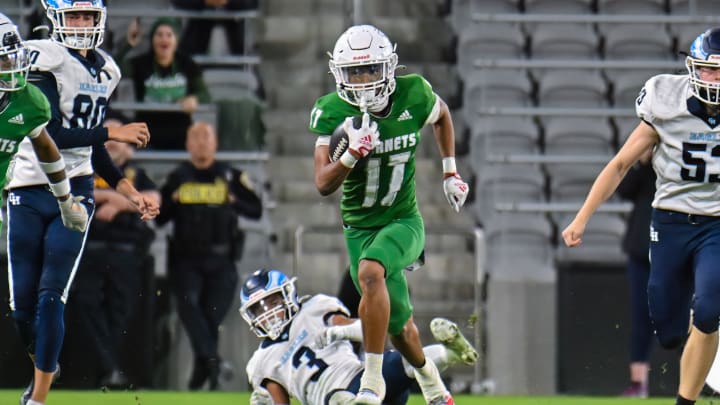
[2,391,720,405]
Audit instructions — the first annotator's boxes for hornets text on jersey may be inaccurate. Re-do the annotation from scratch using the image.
[246,294,364,405]
[6,39,121,188]
[309,74,441,228]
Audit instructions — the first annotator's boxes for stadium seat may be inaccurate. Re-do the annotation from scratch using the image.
[546,163,605,204]
[462,69,533,124]
[528,24,600,59]
[475,164,546,222]
[554,213,627,265]
[524,0,593,14]
[471,116,541,159]
[449,0,522,33]
[204,68,260,101]
[535,70,608,108]
[603,26,675,60]
[485,213,555,269]
[607,70,664,108]
[613,117,642,144]
[596,0,667,14]
[672,23,713,56]
[669,0,717,14]
[457,24,526,78]
[542,117,616,156]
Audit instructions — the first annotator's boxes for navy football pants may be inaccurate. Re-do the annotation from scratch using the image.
[6,175,94,372]
[649,208,720,349]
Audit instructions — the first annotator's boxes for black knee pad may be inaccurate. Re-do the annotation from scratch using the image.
[658,335,684,350]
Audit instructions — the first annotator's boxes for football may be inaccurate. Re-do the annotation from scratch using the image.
[328,116,369,168]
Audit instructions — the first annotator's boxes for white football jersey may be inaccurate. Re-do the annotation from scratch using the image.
[6,40,121,188]
[246,294,364,405]
[637,74,720,216]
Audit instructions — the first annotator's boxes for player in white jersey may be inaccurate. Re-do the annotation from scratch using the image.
[240,269,478,405]
[562,27,720,405]
[7,2,159,405]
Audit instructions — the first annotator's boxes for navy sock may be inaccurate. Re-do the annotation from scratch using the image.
[35,291,65,372]
[676,395,695,405]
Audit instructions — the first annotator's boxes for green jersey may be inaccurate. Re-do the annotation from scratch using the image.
[0,83,51,190]
[310,74,437,227]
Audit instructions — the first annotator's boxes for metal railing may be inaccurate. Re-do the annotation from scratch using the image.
[472,59,684,70]
[495,201,633,214]
[110,101,216,113]
[470,13,720,24]
[292,224,489,388]
[476,106,637,117]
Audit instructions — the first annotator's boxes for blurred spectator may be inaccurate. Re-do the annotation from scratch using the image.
[171,0,258,55]
[617,147,656,398]
[156,121,262,390]
[123,17,210,150]
[68,116,160,388]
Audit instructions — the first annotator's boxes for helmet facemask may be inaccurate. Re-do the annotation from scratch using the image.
[687,28,720,105]
[45,2,106,50]
[329,25,398,112]
[240,274,299,340]
[0,30,29,92]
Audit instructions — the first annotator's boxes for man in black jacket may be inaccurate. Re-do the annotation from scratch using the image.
[156,121,262,390]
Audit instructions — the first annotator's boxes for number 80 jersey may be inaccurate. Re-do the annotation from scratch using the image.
[7,39,121,188]
[638,74,720,216]
[246,294,364,405]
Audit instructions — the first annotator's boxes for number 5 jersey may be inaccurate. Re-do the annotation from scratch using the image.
[6,39,121,188]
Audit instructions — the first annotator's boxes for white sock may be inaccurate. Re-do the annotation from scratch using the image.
[413,357,447,401]
[28,400,44,405]
[403,345,450,378]
[361,352,385,397]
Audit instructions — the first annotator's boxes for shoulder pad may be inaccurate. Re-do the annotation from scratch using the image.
[636,74,690,122]
[305,294,351,318]
[95,48,122,80]
[25,40,64,72]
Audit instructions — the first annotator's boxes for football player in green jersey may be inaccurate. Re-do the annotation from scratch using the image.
[310,25,472,405]
[0,13,87,234]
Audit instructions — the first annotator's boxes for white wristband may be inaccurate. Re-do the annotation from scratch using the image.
[39,157,65,174]
[442,157,457,174]
[48,178,71,198]
[339,150,358,169]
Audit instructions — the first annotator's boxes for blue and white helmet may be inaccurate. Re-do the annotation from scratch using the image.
[0,13,29,92]
[42,0,106,50]
[687,27,720,104]
[240,269,299,340]
[329,25,398,111]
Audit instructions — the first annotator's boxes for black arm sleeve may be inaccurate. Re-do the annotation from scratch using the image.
[91,145,124,189]
[30,71,110,148]
[155,171,180,226]
[231,170,262,219]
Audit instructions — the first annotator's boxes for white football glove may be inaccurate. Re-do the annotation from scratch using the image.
[250,386,274,405]
[314,321,363,349]
[344,112,379,158]
[443,174,469,213]
[58,195,89,232]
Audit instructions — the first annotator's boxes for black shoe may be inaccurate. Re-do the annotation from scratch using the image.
[20,364,60,405]
[188,358,208,391]
[207,357,220,391]
[99,369,129,389]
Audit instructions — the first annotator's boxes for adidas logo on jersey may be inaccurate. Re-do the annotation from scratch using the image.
[8,114,24,125]
[398,110,413,121]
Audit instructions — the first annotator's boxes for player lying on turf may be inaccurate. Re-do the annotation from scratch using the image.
[240,268,479,405]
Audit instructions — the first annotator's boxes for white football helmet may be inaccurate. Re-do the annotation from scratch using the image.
[329,25,398,111]
[43,0,106,50]
[240,269,300,340]
[0,13,29,92]
[686,27,720,104]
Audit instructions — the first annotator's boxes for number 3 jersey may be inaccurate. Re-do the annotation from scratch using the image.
[309,74,441,228]
[637,73,720,216]
[6,39,121,188]
[246,294,364,405]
